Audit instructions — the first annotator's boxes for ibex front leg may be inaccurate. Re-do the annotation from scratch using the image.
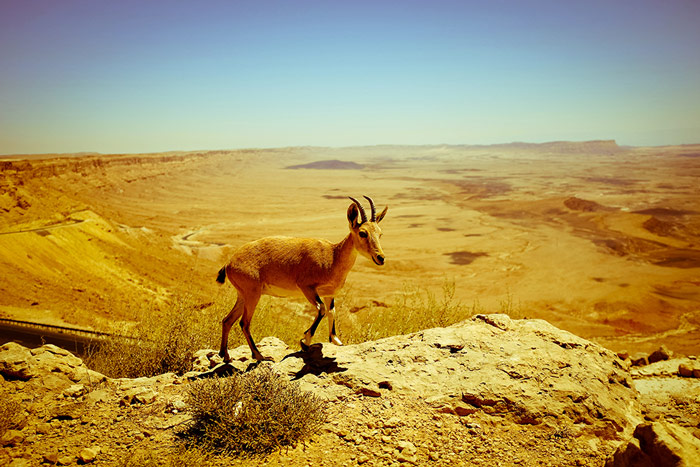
[300,287,326,351]
[326,298,343,346]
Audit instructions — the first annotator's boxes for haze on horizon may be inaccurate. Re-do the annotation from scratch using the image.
[1,0,699,156]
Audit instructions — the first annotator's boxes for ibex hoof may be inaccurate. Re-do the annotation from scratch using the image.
[330,336,343,346]
[253,354,274,362]
[300,340,310,352]
[219,350,231,363]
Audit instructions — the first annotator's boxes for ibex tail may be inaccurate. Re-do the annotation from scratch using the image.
[216,266,227,284]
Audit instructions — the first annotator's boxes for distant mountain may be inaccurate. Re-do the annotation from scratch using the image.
[482,140,625,154]
[285,159,365,170]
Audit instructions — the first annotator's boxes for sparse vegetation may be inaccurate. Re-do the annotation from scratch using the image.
[85,293,223,378]
[182,366,326,456]
[84,279,516,378]
[338,279,470,344]
[499,290,526,319]
[0,388,24,436]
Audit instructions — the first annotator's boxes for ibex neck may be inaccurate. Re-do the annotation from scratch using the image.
[334,233,358,269]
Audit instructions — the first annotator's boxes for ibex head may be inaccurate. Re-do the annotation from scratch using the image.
[347,196,388,266]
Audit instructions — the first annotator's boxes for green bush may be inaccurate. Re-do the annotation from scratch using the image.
[183,366,326,456]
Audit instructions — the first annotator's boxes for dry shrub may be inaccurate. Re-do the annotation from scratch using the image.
[85,294,222,378]
[183,366,326,456]
[0,388,24,436]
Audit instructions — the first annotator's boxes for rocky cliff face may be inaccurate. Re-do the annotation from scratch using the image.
[1,315,698,466]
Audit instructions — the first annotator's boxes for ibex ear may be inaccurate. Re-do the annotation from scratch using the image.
[347,203,361,229]
[376,205,388,223]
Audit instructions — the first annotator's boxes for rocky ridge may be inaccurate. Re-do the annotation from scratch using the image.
[2,314,699,466]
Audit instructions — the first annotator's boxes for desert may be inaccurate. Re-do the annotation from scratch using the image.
[1,142,699,354]
[1,142,700,466]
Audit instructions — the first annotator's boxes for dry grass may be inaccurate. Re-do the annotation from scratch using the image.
[337,279,472,344]
[85,293,223,378]
[84,279,515,378]
[182,366,326,456]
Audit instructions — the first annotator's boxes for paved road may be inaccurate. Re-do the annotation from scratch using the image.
[0,321,102,357]
[0,219,85,236]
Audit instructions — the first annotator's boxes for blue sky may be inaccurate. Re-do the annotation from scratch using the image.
[1,0,699,154]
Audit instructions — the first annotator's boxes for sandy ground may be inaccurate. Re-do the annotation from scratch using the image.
[1,142,698,355]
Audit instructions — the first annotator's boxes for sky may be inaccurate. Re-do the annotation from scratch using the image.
[1,0,699,155]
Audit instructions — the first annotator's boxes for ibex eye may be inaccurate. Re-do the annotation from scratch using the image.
[359,231,368,238]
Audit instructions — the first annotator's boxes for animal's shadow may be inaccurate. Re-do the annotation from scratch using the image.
[283,343,347,380]
[190,343,346,380]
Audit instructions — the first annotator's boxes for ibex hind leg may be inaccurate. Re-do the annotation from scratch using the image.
[219,295,245,362]
[327,298,343,346]
[239,291,270,361]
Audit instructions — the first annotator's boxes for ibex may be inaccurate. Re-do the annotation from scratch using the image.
[216,196,388,361]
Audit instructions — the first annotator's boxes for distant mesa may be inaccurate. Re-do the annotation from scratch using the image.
[285,159,365,170]
[564,197,606,212]
[642,216,678,237]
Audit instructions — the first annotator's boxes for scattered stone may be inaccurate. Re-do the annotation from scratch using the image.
[397,448,418,464]
[57,454,74,465]
[1,430,24,447]
[63,384,85,398]
[121,388,157,405]
[385,416,402,428]
[0,343,33,380]
[167,396,187,413]
[356,387,381,397]
[36,422,52,434]
[631,354,649,367]
[85,388,110,404]
[42,452,59,464]
[133,390,157,404]
[647,345,672,364]
[378,380,393,390]
[678,363,694,378]
[454,405,478,416]
[79,446,101,463]
[8,459,32,467]
[398,440,417,456]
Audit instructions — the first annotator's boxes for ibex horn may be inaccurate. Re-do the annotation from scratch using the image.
[363,195,376,222]
[348,197,367,224]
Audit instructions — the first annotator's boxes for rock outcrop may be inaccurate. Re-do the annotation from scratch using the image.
[0,314,677,466]
[202,314,642,437]
[0,342,106,389]
[606,421,700,467]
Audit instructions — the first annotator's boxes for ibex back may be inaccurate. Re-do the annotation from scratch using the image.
[216,196,388,361]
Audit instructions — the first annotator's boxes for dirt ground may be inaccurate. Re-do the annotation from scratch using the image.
[1,142,699,355]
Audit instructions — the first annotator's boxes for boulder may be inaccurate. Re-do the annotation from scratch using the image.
[647,345,672,364]
[0,342,33,380]
[606,421,700,467]
[78,446,101,464]
[1,429,24,447]
[298,314,642,436]
[0,343,106,390]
